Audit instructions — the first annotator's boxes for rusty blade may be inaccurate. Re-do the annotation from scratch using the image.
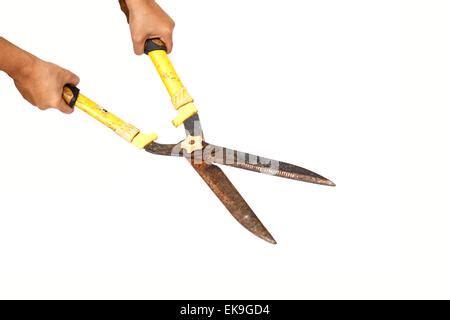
[203,144,335,186]
[144,142,183,157]
[190,161,277,244]
[183,113,204,138]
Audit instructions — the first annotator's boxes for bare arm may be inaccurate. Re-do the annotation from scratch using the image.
[0,37,34,78]
[0,37,79,113]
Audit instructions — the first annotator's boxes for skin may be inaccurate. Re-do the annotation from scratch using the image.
[127,0,175,54]
[0,0,174,113]
[0,37,80,114]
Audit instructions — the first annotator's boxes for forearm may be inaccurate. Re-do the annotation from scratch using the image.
[126,0,156,11]
[0,37,79,113]
[0,37,35,80]
[119,0,157,21]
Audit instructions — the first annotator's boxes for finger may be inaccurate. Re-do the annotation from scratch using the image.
[132,37,145,55]
[160,35,173,53]
[57,98,74,114]
[65,71,80,86]
[58,71,79,114]
[71,74,80,86]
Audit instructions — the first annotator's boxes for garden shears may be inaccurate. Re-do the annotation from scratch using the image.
[62,39,335,244]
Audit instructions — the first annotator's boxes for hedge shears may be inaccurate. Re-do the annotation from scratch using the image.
[62,39,335,244]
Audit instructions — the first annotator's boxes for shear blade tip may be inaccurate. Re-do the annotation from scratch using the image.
[259,233,277,245]
[314,176,335,187]
[325,180,336,187]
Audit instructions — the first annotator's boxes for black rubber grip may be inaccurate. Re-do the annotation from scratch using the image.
[144,39,167,54]
[64,84,80,108]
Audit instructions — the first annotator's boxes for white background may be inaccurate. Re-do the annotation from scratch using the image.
[0,0,448,299]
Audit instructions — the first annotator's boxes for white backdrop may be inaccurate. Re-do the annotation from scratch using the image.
[0,0,447,299]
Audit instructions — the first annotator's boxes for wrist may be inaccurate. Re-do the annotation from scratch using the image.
[126,0,156,14]
[0,37,38,81]
[8,52,38,81]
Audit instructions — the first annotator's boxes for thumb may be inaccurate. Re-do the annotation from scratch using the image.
[58,71,79,114]
[133,39,145,55]
[66,71,80,86]
[160,35,173,54]
[62,68,80,86]
[58,98,74,114]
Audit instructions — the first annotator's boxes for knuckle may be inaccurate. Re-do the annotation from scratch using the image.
[163,26,173,35]
[132,34,143,43]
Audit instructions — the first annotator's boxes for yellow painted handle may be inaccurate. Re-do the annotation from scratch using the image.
[63,86,157,149]
[145,39,198,127]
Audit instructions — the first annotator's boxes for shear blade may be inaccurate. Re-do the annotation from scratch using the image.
[190,161,276,244]
[204,144,335,186]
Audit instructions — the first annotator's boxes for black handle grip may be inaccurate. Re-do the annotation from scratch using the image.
[144,38,167,54]
[63,84,80,108]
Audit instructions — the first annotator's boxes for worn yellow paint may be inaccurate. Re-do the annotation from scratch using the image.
[131,132,158,149]
[148,50,198,127]
[63,87,157,148]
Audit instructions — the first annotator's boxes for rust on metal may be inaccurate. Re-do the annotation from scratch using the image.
[190,161,277,244]
[143,120,335,244]
[144,142,182,157]
[205,144,335,186]
[73,3,334,244]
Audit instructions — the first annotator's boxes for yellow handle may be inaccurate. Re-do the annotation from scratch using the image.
[63,86,157,149]
[146,39,198,127]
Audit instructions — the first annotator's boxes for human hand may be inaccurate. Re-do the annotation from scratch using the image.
[126,0,175,54]
[12,57,80,114]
